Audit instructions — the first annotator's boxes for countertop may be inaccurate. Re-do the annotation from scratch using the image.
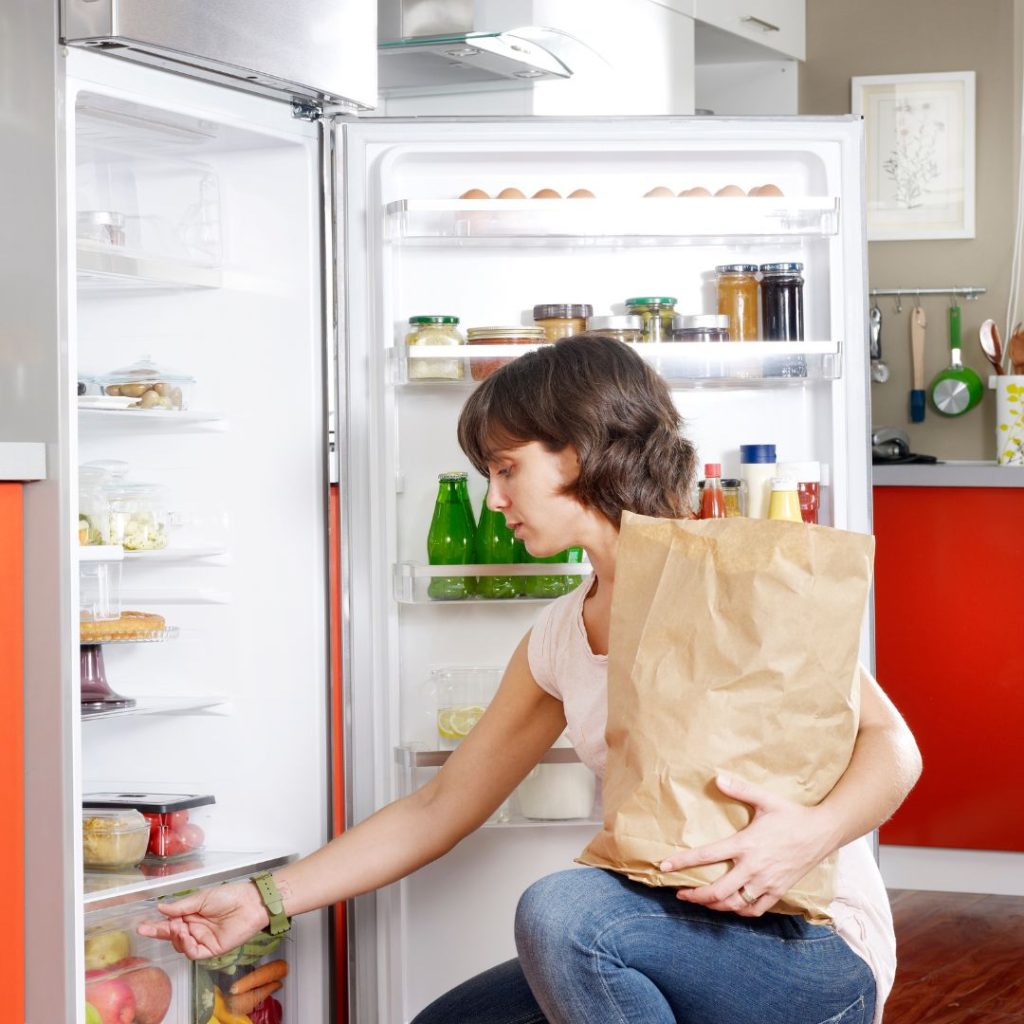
[872,461,1024,488]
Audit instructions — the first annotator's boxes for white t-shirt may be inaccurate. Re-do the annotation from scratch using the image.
[527,581,895,1024]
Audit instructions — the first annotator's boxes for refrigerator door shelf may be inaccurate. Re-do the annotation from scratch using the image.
[385,197,841,244]
[78,406,228,432]
[394,561,592,605]
[82,693,230,722]
[78,246,222,291]
[391,341,843,387]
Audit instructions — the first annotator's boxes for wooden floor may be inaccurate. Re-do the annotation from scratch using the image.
[885,890,1024,1023]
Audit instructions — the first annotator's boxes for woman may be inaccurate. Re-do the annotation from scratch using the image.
[141,335,921,1024]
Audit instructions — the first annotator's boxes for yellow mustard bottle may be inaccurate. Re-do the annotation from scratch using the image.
[767,478,803,523]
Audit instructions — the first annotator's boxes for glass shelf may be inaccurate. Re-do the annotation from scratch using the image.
[78,404,228,432]
[83,850,293,911]
[395,561,591,604]
[77,245,222,291]
[391,341,842,388]
[124,545,229,562]
[81,694,230,722]
[80,626,180,644]
[385,196,840,245]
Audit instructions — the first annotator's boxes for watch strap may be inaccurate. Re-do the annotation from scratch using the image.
[251,871,291,936]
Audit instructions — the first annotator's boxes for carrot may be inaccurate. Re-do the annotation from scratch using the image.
[225,980,283,1017]
[229,959,289,996]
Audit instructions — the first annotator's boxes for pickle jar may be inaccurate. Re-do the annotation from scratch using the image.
[586,314,643,344]
[624,297,677,343]
[405,315,465,381]
[715,265,760,342]
[533,304,594,341]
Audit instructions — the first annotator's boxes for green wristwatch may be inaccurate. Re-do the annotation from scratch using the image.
[250,871,291,936]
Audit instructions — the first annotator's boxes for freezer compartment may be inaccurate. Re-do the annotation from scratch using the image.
[85,902,189,1024]
[386,197,841,243]
[391,341,843,386]
[194,933,293,1024]
[394,561,591,604]
[396,746,601,828]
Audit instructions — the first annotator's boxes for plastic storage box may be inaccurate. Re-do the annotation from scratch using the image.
[93,355,195,411]
[194,931,292,1024]
[84,793,215,862]
[82,807,150,871]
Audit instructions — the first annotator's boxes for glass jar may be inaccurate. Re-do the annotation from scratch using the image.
[533,304,593,341]
[671,314,730,342]
[715,265,760,342]
[625,297,678,343]
[466,326,546,381]
[94,355,194,411]
[698,478,747,517]
[104,477,171,551]
[78,464,113,545]
[586,315,643,343]
[759,263,804,341]
[405,315,465,381]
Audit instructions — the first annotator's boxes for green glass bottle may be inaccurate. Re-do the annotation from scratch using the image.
[474,484,518,599]
[454,472,478,595]
[518,540,570,598]
[427,472,475,600]
[563,546,585,592]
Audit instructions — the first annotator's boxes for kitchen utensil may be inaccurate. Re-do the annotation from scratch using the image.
[909,305,927,422]
[1009,322,1024,375]
[869,302,890,383]
[978,318,1004,375]
[930,303,983,416]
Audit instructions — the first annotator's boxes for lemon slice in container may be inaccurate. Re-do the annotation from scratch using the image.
[437,704,487,741]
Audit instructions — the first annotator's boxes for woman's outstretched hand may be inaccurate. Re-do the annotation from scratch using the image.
[658,772,839,917]
[136,881,269,959]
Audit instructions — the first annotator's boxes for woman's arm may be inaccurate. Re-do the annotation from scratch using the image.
[139,634,566,956]
[661,665,922,916]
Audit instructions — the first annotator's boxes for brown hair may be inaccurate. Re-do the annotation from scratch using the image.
[457,334,697,526]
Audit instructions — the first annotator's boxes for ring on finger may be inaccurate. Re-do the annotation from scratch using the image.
[739,886,759,905]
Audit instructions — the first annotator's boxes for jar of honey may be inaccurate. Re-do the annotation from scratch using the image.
[532,304,593,341]
[715,265,759,342]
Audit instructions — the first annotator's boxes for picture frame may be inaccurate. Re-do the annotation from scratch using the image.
[851,71,975,241]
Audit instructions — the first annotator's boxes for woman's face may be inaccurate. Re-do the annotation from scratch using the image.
[486,441,587,557]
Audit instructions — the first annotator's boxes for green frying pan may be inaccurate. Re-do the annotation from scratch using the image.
[930,304,983,416]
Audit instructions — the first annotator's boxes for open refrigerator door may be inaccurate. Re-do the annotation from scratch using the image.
[338,114,871,1022]
[65,51,331,1024]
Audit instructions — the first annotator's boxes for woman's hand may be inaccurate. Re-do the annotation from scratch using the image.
[659,772,840,918]
[136,881,269,959]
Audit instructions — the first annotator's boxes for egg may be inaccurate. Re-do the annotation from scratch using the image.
[754,183,785,197]
[459,188,490,200]
[497,187,526,199]
[568,188,595,199]
[679,186,712,197]
[644,186,675,198]
[532,188,562,199]
[715,185,745,197]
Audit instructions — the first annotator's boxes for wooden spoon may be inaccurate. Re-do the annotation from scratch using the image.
[978,318,1004,374]
[1010,322,1024,376]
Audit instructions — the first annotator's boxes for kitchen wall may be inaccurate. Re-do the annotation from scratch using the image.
[801,0,1021,461]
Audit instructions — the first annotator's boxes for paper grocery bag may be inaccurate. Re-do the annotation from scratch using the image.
[577,512,874,924]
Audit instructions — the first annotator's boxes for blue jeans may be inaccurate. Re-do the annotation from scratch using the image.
[412,868,876,1024]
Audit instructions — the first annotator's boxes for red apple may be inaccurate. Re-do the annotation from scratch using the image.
[84,970,135,1024]
[111,957,172,1024]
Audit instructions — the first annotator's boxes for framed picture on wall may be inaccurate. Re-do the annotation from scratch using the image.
[852,71,975,241]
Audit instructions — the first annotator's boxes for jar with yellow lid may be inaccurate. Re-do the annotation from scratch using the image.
[406,315,465,381]
[466,326,546,381]
[625,297,677,343]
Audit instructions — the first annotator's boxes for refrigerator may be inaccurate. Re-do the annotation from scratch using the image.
[4,12,871,1024]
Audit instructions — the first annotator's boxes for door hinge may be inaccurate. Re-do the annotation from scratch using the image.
[291,98,322,122]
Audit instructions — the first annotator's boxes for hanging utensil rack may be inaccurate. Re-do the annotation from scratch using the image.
[869,286,987,313]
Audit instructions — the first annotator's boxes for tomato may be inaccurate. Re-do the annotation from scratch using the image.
[177,822,205,851]
[157,830,189,858]
[168,810,191,831]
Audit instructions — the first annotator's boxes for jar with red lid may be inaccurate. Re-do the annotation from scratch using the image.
[466,326,546,380]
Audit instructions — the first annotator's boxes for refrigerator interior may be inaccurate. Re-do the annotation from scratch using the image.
[341,116,869,1020]
[67,51,330,1023]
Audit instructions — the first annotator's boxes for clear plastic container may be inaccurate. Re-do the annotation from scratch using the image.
[430,666,502,750]
[80,557,123,622]
[466,326,546,381]
[79,464,113,545]
[105,479,171,551]
[93,355,195,411]
[405,315,465,381]
[515,733,595,820]
[193,929,293,1024]
[84,792,215,862]
[625,297,677,343]
[586,314,643,343]
[532,304,593,341]
[82,807,150,871]
[77,209,126,248]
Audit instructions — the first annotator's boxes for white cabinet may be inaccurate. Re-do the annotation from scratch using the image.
[694,0,805,61]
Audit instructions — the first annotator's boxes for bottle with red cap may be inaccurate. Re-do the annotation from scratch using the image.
[700,463,727,519]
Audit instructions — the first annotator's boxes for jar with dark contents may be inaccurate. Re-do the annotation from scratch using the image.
[466,326,546,381]
[715,265,759,341]
[760,262,806,377]
[533,304,593,341]
[671,314,730,342]
[586,314,643,343]
[625,297,677,343]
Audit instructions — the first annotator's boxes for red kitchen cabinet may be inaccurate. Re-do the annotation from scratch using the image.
[874,484,1024,850]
